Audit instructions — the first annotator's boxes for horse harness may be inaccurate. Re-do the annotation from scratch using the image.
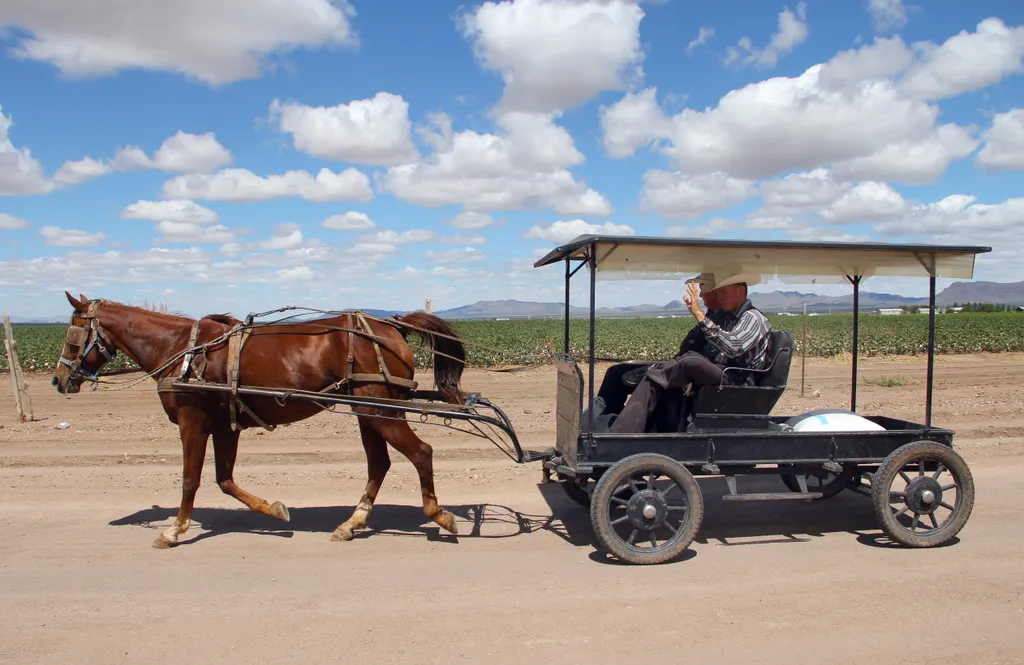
[59,301,117,383]
[167,310,418,433]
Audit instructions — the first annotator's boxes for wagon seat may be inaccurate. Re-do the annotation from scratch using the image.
[650,329,796,433]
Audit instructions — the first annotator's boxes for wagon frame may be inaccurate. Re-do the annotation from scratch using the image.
[532,234,992,565]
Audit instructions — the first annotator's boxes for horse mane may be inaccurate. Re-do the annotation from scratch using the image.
[202,313,242,326]
[97,299,240,326]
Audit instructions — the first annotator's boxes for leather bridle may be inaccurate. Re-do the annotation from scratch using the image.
[58,301,117,384]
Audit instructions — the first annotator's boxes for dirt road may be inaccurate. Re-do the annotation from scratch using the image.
[2,354,1023,664]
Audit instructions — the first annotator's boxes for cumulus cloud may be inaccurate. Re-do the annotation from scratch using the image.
[270,92,420,166]
[725,2,808,69]
[599,20,1010,184]
[0,106,53,196]
[426,247,486,264]
[256,224,304,251]
[382,112,611,215]
[525,219,635,244]
[0,213,31,230]
[38,225,106,247]
[443,211,498,230]
[440,234,486,246]
[162,166,373,203]
[0,0,358,85]
[640,171,758,219]
[121,199,219,225]
[155,222,239,244]
[321,212,376,230]
[976,108,1024,170]
[457,0,646,113]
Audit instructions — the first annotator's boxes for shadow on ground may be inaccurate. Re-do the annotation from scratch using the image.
[109,474,893,555]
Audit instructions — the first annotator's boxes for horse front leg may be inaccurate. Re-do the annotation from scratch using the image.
[212,425,290,522]
[154,406,212,549]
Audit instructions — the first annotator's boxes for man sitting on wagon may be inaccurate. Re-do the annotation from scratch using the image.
[608,270,772,433]
[596,272,724,415]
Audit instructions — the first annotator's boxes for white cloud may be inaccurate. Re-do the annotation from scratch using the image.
[457,0,646,113]
[151,131,233,173]
[873,195,1024,253]
[867,0,907,33]
[426,247,486,264]
[162,166,373,203]
[898,18,1024,102]
[817,36,914,90]
[52,157,110,185]
[830,123,979,185]
[155,221,238,244]
[0,106,53,196]
[525,219,635,244]
[121,199,219,225]
[38,225,106,247]
[760,168,849,213]
[0,213,31,230]
[440,234,486,246]
[443,211,498,230]
[725,2,808,69]
[270,92,419,166]
[382,112,611,215]
[321,211,375,230]
[686,27,715,55]
[275,266,315,282]
[819,181,907,223]
[639,171,758,219]
[256,224,304,251]
[0,0,358,85]
[976,108,1024,170]
[364,229,435,244]
[599,87,671,159]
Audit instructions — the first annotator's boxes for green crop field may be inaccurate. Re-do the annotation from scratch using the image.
[4,312,1023,374]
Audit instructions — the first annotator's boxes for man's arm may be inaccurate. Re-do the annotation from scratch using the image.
[700,310,769,359]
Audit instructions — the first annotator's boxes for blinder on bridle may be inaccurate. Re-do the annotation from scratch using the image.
[58,301,116,384]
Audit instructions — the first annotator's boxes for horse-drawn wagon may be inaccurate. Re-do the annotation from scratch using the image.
[531,234,990,564]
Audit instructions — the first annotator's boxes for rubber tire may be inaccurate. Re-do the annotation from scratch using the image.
[871,440,975,547]
[561,475,591,507]
[780,464,855,499]
[589,453,704,565]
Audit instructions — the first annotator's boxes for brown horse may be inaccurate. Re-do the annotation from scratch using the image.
[51,292,468,548]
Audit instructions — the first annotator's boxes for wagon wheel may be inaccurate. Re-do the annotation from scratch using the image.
[590,453,703,565]
[559,473,591,507]
[871,441,975,548]
[779,463,857,499]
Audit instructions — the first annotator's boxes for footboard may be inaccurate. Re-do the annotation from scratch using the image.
[554,353,583,469]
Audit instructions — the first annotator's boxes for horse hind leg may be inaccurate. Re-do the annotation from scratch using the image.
[154,407,211,549]
[212,425,290,522]
[331,413,391,542]
[375,414,457,536]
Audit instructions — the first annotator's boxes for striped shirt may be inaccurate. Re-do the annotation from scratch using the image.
[698,301,771,372]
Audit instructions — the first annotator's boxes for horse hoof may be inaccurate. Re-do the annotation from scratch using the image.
[152,535,176,549]
[436,511,458,535]
[330,527,354,542]
[270,501,290,522]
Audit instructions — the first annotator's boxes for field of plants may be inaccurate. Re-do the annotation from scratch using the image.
[4,312,1023,373]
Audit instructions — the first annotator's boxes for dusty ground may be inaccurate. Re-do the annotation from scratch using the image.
[1,353,1023,664]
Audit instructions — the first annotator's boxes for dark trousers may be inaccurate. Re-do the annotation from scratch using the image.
[609,352,725,433]
[597,362,654,414]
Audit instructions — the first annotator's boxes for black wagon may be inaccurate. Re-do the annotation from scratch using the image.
[531,234,991,565]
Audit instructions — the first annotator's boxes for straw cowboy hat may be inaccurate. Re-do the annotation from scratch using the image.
[685,271,717,291]
[688,269,760,292]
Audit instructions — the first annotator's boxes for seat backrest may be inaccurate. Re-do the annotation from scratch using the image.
[756,330,794,387]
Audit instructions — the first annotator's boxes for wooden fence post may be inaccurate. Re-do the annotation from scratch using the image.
[3,314,34,422]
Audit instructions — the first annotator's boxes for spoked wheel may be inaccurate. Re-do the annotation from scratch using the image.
[871,441,975,547]
[590,453,704,565]
[780,463,857,499]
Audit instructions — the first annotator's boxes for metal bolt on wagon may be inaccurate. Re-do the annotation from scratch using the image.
[529,234,990,565]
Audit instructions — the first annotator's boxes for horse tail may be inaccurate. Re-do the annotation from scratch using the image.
[393,312,466,404]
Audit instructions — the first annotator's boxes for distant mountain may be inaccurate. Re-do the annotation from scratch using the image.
[933,280,1024,306]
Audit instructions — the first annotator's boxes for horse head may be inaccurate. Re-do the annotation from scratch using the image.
[51,291,119,394]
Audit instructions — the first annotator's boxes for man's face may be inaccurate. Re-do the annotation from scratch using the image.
[715,284,747,311]
[701,288,720,311]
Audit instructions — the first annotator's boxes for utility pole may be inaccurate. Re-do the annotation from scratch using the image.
[425,298,432,314]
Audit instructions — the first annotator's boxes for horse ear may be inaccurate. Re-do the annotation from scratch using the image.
[66,291,86,312]
[79,293,87,304]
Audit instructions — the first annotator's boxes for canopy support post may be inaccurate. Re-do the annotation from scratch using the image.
[847,275,862,412]
[587,244,597,428]
[563,259,570,354]
[927,275,936,427]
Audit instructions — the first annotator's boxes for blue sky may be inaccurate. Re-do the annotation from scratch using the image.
[1,0,1023,319]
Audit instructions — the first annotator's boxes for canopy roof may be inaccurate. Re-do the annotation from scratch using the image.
[533,235,991,283]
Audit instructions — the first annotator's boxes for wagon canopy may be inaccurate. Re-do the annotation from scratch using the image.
[532,235,991,283]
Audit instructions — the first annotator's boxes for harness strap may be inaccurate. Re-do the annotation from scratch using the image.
[226,327,275,433]
[178,320,201,382]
